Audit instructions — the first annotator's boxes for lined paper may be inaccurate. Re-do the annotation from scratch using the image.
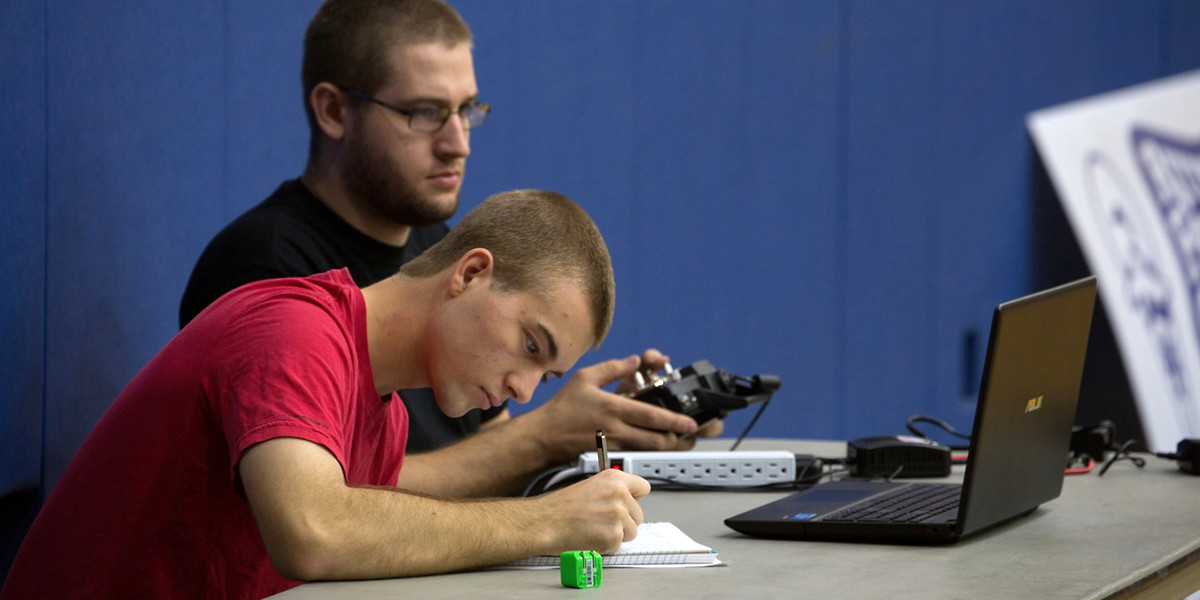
[504,522,722,568]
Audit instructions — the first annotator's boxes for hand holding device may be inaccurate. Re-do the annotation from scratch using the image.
[630,360,781,428]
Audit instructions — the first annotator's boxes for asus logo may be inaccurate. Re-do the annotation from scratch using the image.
[1025,395,1044,413]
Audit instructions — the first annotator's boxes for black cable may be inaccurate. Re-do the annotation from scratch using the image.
[884,464,904,482]
[1098,439,1146,477]
[639,476,794,492]
[728,396,772,451]
[522,464,582,497]
[906,414,972,451]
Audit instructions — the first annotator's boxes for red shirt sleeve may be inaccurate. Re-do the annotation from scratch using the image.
[202,290,362,482]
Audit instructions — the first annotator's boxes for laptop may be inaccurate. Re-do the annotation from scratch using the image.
[725,276,1097,544]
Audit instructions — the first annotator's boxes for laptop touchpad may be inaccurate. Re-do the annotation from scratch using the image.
[780,487,881,519]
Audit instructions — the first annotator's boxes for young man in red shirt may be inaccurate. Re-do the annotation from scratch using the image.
[3,190,650,599]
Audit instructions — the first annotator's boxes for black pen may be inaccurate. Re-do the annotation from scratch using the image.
[595,429,610,470]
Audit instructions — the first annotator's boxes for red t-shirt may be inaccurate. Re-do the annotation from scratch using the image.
[2,269,408,600]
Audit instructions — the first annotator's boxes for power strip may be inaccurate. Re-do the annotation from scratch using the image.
[576,450,796,487]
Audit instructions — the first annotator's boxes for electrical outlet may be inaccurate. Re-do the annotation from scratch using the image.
[765,458,792,481]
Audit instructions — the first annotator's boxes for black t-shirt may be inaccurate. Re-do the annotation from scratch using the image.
[179,179,504,452]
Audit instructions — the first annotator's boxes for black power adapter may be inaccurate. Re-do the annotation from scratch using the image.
[1157,439,1200,475]
[1071,421,1115,462]
[847,435,952,478]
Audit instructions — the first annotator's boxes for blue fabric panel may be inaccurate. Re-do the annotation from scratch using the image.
[729,1,843,438]
[0,0,47,496]
[1168,0,1200,72]
[841,0,943,438]
[224,1,320,216]
[42,1,226,489]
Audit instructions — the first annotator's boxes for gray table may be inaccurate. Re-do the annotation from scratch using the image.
[269,439,1200,599]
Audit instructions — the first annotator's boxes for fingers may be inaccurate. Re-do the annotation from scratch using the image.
[611,471,648,543]
[660,419,723,450]
[695,419,724,439]
[622,470,651,501]
[614,348,670,396]
[636,348,670,373]
[574,354,642,388]
[608,396,698,442]
[672,436,698,451]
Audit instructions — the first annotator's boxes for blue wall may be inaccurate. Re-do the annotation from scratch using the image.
[3,1,1199,521]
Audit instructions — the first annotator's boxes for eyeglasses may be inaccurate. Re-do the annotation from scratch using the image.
[343,87,490,133]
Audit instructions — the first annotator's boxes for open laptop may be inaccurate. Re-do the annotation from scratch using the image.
[725,276,1097,544]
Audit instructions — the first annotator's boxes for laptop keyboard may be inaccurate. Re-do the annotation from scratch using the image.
[822,483,961,524]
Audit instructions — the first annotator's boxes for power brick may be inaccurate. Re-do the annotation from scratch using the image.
[847,435,952,478]
[1163,438,1200,475]
[577,451,797,487]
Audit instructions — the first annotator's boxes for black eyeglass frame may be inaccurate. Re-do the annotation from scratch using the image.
[341,87,491,133]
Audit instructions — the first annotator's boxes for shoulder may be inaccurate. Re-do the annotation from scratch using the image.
[195,271,367,385]
[180,181,344,326]
[219,180,331,246]
[216,270,362,337]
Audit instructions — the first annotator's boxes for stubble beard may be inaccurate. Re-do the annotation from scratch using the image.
[344,119,461,229]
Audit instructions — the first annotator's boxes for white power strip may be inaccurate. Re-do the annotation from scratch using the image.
[576,450,797,487]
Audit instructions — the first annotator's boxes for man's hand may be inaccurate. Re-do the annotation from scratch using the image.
[533,469,651,553]
[616,349,725,443]
[524,349,725,465]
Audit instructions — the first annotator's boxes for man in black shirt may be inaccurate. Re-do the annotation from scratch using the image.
[180,0,719,495]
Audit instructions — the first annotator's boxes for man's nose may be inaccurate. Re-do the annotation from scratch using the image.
[434,112,471,158]
[505,370,542,404]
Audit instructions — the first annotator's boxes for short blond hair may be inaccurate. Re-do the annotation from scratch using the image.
[401,190,615,347]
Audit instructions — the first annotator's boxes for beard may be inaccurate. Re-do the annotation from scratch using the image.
[343,118,461,228]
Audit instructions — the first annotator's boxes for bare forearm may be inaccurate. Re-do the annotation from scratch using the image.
[397,411,567,497]
[294,488,555,580]
[244,438,561,580]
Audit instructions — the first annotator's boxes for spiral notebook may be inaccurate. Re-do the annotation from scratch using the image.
[505,522,721,568]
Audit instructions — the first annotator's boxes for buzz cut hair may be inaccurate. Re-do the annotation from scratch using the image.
[401,190,616,347]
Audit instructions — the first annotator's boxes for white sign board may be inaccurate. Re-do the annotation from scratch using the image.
[1028,70,1200,452]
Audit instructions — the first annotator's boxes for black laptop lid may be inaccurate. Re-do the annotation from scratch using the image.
[722,277,1097,543]
[956,276,1096,537]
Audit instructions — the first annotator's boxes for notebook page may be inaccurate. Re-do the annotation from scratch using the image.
[502,522,721,568]
[614,522,710,555]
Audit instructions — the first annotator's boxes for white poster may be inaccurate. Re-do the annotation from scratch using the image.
[1028,70,1200,452]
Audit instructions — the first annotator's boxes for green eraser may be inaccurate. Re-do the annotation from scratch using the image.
[560,550,603,588]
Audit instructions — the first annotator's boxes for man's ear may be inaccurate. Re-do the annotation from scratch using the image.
[449,248,494,296]
[309,82,351,142]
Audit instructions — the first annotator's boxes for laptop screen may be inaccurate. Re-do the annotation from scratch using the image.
[957,276,1096,537]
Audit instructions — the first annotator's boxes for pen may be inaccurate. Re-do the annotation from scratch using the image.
[595,429,610,470]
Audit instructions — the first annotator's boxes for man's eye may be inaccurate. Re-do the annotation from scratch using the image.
[411,106,444,118]
[525,337,540,355]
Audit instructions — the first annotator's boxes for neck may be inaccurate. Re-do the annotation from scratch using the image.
[301,161,413,247]
[360,273,437,395]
